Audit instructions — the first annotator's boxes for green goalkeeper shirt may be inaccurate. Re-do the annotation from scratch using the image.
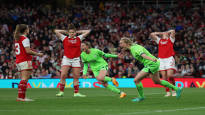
[130,44,157,66]
[81,48,118,75]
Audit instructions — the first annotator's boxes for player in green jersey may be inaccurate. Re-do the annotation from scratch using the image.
[119,37,183,102]
[81,42,127,98]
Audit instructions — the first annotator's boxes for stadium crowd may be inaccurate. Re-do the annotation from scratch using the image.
[0,0,205,79]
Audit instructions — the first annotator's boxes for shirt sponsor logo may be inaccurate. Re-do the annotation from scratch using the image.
[69,39,77,44]
[160,41,168,44]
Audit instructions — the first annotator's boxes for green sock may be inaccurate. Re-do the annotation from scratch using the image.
[160,80,178,91]
[136,82,144,98]
[106,85,121,94]
[104,76,112,82]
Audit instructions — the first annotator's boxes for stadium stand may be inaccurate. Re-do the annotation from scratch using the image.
[0,0,204,79]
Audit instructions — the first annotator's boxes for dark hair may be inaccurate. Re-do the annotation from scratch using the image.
[68,23,76,31]
[14,24,28,41]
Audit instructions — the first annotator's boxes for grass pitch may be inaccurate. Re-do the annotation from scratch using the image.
[0,88,205,115]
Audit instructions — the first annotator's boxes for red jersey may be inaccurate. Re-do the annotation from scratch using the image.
[15,35,32,63]
[157,37,175,58]
[61,35,84,59]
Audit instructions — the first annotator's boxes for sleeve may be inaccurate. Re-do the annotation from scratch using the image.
[135,47,144,56]
[59,34,67,41]
[22,38,30,47]
[96,49,105,57]
[81,54,88,75]
[78,35,85,41]
[170,36,175,43]
[155,36,160,44]
[83,63,89,75]
[103,53,118,58]
[96,49,117,58]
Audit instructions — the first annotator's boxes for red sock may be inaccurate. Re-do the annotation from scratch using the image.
[18,80,27,99]
[74,85,79,93]
[168,77,175,91]
[60,83,65,92]
[165,87,170,92]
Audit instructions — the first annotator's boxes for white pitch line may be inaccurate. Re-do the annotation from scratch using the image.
[0,109,114,112]
[118,106,205,115]
[1,107,205,113]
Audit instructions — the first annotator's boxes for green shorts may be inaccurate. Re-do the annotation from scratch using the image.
[93,65,108,77]
[142,61,160,74]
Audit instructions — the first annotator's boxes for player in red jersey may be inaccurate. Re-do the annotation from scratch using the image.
[150,30,177,97]
[54,24,91,97]
[14,24,43,101]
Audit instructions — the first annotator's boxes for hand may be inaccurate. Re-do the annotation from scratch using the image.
[82,75,87,79]
[38,53,43,57]
[152,59,157,62]
[118,53,124,59]
[168,29,175,32]
[76,30,82,34]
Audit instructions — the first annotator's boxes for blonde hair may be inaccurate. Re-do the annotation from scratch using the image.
[82,41,92,48]
[14,24,28,41]
[120,37,133,46]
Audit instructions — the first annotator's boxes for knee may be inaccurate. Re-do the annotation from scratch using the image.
[153,80,161,84]
[134,78,140,84]
[97,76,104,82]
[61,74,67,79]
[73,73,80,77]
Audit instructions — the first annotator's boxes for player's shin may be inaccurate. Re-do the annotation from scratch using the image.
[160,80,178,91]
[136,82,144,98]
[59,83,65,92]
[18,80,27,99]
[105,84,121,94]
[104,76,112,82]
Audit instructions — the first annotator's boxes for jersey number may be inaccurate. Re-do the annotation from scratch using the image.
[15,43,20,55]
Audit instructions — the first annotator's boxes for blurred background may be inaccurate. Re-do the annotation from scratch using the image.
[0,0,204,79]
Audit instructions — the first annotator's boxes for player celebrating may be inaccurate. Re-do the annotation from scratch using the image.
[150,30,177,97]
[80,42,126,98]
[14,24,43,101]
[119,37,182,102]
[54,24,91,97]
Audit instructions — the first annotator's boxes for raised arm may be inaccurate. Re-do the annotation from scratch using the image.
[150,32,163,41]
[54,29,68,39]
[76,29,91,39]
[167,30,175,39]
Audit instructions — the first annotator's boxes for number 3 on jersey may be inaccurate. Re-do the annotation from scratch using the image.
[15,43,20,55]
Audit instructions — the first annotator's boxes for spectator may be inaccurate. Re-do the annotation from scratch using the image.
[0,0,204,78]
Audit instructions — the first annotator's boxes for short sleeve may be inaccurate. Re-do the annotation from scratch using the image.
[155,36,160,44]
[170,36,175,43]
[132,46,144,56]
[22,38,30,47]
[59,34,67,41]
[136,47,144,56]
[78,35,84,41]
